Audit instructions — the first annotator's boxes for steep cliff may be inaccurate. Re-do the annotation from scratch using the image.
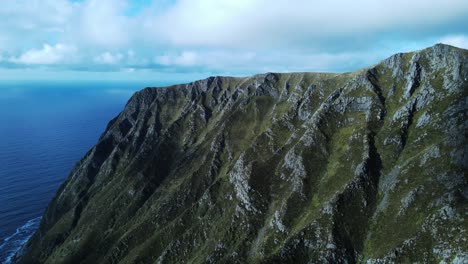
[18,44,467,263]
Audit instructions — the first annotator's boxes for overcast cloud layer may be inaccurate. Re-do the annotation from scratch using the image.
[0,0,467,81]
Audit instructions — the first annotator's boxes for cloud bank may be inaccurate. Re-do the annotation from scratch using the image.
[0,0,467,80]
[10,44,77,65]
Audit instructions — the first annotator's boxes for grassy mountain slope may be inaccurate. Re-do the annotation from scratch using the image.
[18,44,467,263]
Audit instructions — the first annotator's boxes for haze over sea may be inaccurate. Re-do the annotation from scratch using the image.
[0,80,162,262]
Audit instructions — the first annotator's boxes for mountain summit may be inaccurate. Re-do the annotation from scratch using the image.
[17,44,467,263]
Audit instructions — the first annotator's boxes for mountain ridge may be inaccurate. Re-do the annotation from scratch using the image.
[17,44,467,263]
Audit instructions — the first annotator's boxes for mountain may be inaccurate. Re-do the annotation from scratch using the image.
[17,44,467,263]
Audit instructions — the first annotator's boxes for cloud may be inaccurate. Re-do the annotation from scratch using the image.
[155,51,199,66]
[150,48,387,75]
[146,0,468,50]
[0,0,131,51]
[10,44,77,65]
[153,50,259,71]
[439,35,468,49]
[0,0,467,79]
[94,52,124,64]
[76,0,131,48]
[0,0,74,51]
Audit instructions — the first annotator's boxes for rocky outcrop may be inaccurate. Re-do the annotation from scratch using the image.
[17,44,467,263]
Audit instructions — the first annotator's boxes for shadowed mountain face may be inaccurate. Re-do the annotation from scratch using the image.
[17,44,467,263]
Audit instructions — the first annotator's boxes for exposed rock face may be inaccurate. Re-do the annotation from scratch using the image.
[18,44,467,263]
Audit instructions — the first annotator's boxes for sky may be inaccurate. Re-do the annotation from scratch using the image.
[0,0,467,83]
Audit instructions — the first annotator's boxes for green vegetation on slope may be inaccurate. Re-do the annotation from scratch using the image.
[18,44,467,264]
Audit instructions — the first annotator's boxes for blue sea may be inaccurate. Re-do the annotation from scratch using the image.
[0,80,161,263]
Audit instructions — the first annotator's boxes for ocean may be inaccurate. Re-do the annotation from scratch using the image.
[0,81,160,263]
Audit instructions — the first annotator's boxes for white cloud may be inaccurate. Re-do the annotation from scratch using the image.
[10,43,77,65]
[145,0,468,49]
[154,50,260,70]
[1,0,467,52]
[439,35,468,49]
[0,0,132,51]
[76,0,131,48]
[0,0,467,76]
[0,0,74,51]
[155,51,199,66]
[152,49,382,74]
[94,52,124,64]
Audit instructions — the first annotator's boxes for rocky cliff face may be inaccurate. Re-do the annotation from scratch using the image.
[18,44,467,263]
